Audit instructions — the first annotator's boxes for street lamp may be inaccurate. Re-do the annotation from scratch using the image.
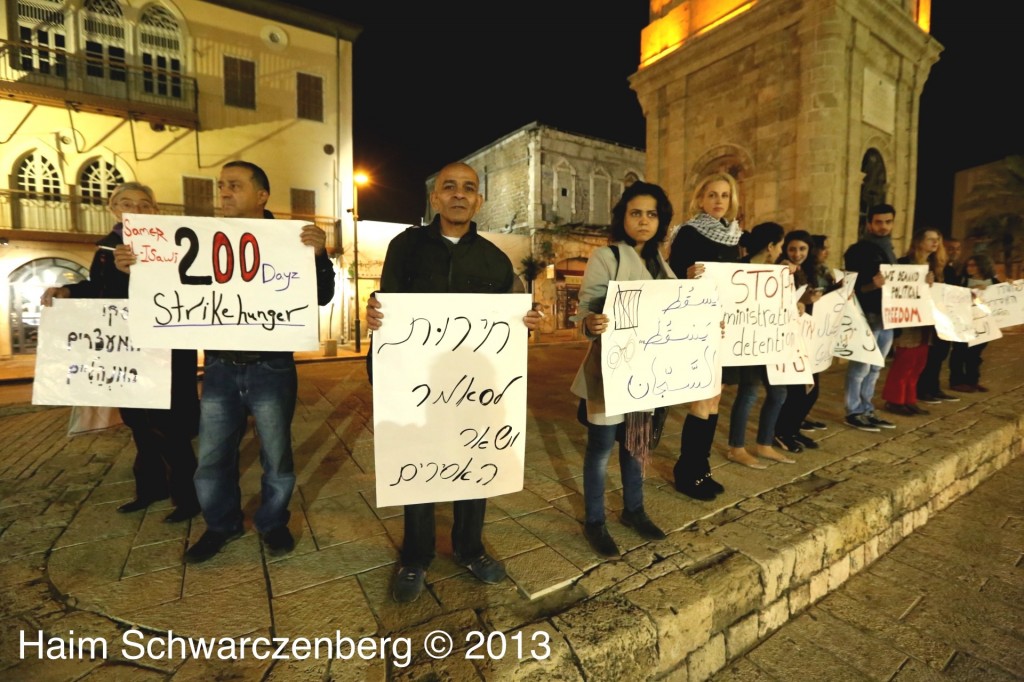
[352,171,370,353]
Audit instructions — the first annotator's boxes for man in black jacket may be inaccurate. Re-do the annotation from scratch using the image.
[366,161,539,603]
[185,161,336,563]
[842,203,898,432]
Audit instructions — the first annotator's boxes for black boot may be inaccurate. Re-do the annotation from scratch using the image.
[674,415,719,501]
[703,414,725,494]
[584,522,620,557]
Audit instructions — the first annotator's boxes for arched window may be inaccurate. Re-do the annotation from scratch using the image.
[859,149,888,232]
[9,257,89,354]
[591,168,611,226]
[82,0,126,82]
[79,160,125,205]
[139,5,184,99]
[16,0,67,76]
[16,152,62,201]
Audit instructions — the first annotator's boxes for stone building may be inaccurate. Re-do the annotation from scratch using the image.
[630,0,941,264]
[0,0,360,357]
[425,122,646,340]
[951,156,1024,280]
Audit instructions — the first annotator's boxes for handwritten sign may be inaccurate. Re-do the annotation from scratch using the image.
[122,214,320,351]
[930,283,975,343]
[768,282,812,385]
[599,278,722,416]
[32,299,171,408]
[833,295,885,366]
[808,288,848,373]
[879,264,934,329]
[979,281,1024,328]
[968,301,1002,347]
[701,262,797,366]
[371,293,530,507]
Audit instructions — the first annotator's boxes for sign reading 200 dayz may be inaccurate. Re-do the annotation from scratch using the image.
[371,293,530,507]
[122,214,320,351]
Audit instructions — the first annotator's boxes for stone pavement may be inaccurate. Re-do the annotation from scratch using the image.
[712,454,1024,681]
[0,335,1022,680]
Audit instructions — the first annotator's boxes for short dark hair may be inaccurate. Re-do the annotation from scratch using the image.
[742,222,785,257]
[610,181,674,260]
[223,161,271,194]
[867,203,895,221]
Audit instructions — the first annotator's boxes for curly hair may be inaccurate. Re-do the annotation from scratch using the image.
[610,181,674,260]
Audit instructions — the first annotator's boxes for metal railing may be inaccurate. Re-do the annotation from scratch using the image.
[0,38,197,114]
[0,188,340,251]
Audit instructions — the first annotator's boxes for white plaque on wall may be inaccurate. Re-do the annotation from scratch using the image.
[862,67,896,134]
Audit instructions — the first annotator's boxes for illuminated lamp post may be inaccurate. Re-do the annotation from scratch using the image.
[352,171,369,353]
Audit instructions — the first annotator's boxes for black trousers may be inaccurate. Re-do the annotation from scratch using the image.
[774,373,820,437]
[949,341,987,386]
[916,338,951,396]
[401,499,486,569]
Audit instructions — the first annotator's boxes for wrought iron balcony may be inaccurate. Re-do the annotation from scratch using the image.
[0,188,340,252]
[0,39,198,127]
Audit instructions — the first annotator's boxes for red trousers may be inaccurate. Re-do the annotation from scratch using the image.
[882,344,929,405]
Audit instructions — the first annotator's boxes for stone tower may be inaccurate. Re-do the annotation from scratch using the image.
[630,0,942,258]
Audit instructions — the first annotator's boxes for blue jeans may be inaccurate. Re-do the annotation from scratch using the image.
[728,369,786,447]
[195,355,298,534]
[844,317,894,416]
[583,423,644,524]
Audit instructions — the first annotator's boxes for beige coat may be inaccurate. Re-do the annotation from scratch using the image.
[570,242,676,425]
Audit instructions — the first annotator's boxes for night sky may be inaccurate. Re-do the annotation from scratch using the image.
[283,2,1023,232]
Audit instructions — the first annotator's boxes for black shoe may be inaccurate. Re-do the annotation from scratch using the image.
[883,401,914,416]
[802,419,827,431]
[621,507,667,540]
[906,404,930,416]
[584,522,620,557]
[866,414,896,429]
[453,551,506,584]
[845,414,880,432]
[117,496,167,513]
[705,475,725,494]
[773,434,804,453]
[391,565,426,603]
[917,393,942,404]
[934,390,960,402]
[163,506,200,523]
[792,433,819,450]
[184,528,243,563]
[261,526,295,557]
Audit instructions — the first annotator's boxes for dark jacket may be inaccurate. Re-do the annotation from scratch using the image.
[65,228,128,299]
[380,216,517,294]
[843,238,894,315]
[668,223,741,277]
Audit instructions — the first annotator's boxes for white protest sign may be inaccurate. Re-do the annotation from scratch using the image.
[879,264,934,328]
[599,278,722,416]
[371,293,530,507]
[979,281,1024,328]
[768,282,812,385]
[32,299,172,408]
[809,288,848,373]
[968,301,1002,347]
[122,214,320,351]
[701,262,797,366]
[930,283,975,343]
[833,296,885,366]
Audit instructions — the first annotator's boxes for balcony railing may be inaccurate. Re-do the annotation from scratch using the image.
[0,188,340,252]
[0,39,197,125]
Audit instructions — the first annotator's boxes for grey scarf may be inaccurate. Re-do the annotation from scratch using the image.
[688,211,743,246]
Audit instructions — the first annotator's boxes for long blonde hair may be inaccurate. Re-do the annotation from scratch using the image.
[908,228,948,282]
[687,172,739,222]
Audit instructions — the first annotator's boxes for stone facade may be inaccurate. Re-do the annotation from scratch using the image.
[951,157,1024,280]
[631,0,942,263]
[426,122,646,340]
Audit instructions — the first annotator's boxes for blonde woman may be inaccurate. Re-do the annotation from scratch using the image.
[42,183,201,523]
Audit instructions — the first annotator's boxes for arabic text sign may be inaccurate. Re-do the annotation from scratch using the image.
[879,264,934,328]
[930,283,975,343]
[600,278,722,416]
[980,281,1024,328]
[701,262,796,366]
[122,214,320,351]
[809,288,848,373]
[833,296,885,366]
[969,301,1002,347]
[371,293,530,507]
[32,299,172,408]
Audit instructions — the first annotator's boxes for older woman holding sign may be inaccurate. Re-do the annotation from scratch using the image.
[571,181,674,557]
[42,182,201,523]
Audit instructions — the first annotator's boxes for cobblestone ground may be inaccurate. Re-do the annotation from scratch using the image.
[713,454,1024,682]
[0,335,1022,681]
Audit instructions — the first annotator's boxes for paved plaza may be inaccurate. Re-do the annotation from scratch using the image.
[0,336,1021,680]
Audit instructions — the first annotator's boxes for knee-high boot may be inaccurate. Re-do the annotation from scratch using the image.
[673,414,722,500]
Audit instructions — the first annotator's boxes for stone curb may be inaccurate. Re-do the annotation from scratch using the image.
[539,392,1024,680]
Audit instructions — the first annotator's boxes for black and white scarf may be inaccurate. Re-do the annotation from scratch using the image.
[688,211,743,246]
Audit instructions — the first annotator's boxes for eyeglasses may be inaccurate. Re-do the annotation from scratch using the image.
[115,199,155,211]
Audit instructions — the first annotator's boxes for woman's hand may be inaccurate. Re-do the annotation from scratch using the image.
[687,263,704,279]
[113,245,136,275]
[586,313,610,335]
[40,287,69,307]
[366,295,383,330]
